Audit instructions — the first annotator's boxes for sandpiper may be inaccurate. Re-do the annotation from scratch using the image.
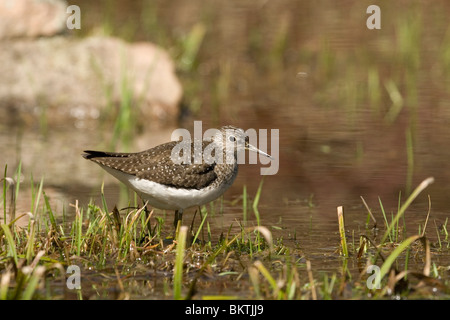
[82,125,272,228]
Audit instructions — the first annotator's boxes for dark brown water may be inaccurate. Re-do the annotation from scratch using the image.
[1,0,449,297]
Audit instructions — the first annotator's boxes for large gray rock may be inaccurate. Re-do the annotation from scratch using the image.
[0,36,182,127]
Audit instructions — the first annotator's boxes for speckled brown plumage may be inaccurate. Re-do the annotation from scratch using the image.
[83,140,225,190]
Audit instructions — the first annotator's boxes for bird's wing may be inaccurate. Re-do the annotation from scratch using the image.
[84,141,218,190]
[135,141,217,189]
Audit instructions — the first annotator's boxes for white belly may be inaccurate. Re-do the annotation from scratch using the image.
[101,165,236,210]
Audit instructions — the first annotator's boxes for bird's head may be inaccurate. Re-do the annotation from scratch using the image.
[211,126,273,160]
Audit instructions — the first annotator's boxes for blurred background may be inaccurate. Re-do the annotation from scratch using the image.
[1,0,450,230]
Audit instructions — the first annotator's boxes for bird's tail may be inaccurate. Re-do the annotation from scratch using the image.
[82,150,132,160]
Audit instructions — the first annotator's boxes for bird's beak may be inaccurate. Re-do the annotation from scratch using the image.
[245,142,274,160]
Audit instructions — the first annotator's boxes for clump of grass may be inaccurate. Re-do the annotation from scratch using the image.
[1,167,449,300]
[380,177,434,246]
[355,177,449,296]
[177,23,206,73]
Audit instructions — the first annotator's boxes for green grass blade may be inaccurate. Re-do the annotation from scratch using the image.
[21,266,46,300]
[14,161,22,204]
[405,128,414,195]
[379,177,434,245]
[179,23,206,72]
[101,181,109,213]
[44,192,57,231]
[337,206,348,257]
[192,211,208,245]
[33,177,44,217]
[174,226,188,300]
[243,185,247,224]
[252,178,264,214]
[377,235,421,288]
[1,224,18,266]
[2,165,7,224]
[254,260,281,299]
[25,220,36,264]
[378,197,392,242]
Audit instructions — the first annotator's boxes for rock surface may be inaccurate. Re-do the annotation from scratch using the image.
[0,36,182,128]
[0,0,182,129]
[0,0,67,39]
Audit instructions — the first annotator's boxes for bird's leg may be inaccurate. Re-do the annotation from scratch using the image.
[189,209,198,238]
[141,200,150,215]
[174,210,183,228]
[141,200,153,236]
[173,209,183,236]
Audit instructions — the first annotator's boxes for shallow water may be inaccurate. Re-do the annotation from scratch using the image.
[1,0,450,298]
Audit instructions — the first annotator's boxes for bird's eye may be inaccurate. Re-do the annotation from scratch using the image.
[229,136,236,142]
